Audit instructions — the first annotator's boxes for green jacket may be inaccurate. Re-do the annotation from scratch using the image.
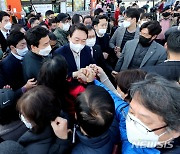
[53,28,69,47]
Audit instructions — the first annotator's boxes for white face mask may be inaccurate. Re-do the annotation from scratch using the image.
[20,114,33,129]
[126,113,167,148]
[39,45,52,56]
[62,23,70,32]
[98,28,106,36]
[118,22,123,27]
[4,22,12,30]
[70,41,85,53]
[86,38,96,47]
[123,20,131,28]
[16,46,28,57]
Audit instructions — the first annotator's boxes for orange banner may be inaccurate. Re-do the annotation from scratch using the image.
[6,0,22,19]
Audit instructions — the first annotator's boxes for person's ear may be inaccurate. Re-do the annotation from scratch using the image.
[132,18,136,23]
[10,45,15,51]
[31,45,38,52]
[94,25,98,30]
[151,35,157,41]
[164,42,167,49]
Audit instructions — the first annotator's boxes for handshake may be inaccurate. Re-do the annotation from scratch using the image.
[73,64,105,84]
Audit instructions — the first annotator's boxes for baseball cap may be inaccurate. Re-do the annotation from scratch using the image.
[56,13,68,22]
[0,88,15,109]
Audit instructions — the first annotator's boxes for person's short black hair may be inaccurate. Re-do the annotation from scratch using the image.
[48,32,57,41]
[140,20,162,36]
[72,14,83,25]
[37,56,68,99]
[83,15,93,23]
[69,23,88,38]
[115,69,146,102]
[167,31,180,53]
[94,8,104,16]
[29,17,39,25]
[48,18,56,25]
[27,14,36,21]
[140,13,153,20]
[10,24,24,33]
[25,26,49,47]
[45,10,54,17]
[39,21,48,29]
[130,74,180,132]
[7,31,25,47]
[0,11,10,22]
[125,8,140,22]
[92,15,108,26]
[17,85,61,134]
[138,8,145,15]
[75,85,115,137]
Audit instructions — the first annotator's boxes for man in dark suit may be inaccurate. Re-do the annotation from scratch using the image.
[1,31,36,92]
[0,11,12,53]
[23,26,51,82]
[85,25,114,82]
[93,15,116,68]
[143,31,180,82]
[55,23,94,77]
[113,21,167,74]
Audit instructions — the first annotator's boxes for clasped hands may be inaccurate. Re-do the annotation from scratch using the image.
[73,64,105,84]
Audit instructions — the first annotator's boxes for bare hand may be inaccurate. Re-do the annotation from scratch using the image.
[24,78,37,91]
[103,52,109,59]
[111,71,118,78]
[89,64,105,77]
[51,117,69,139]
[3,85,11,89]
[114,46,121,53]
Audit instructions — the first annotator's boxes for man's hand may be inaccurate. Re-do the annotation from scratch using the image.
[114,46,121,53]
[103,52,109,59]
[111,71,118,78]
[89,64,105,77]
[24,78,37,91]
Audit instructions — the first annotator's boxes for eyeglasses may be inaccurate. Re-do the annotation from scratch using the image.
[121,105,168,134]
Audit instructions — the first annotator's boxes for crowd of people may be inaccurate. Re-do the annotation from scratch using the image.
[0,0,179,154]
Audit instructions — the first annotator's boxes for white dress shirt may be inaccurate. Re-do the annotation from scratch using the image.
[1,30,9,39]
[71,50,81,70]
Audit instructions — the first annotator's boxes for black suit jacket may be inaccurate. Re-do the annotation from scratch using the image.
[0,31,7,53]
[23,51,46,82]
[1,53,25,90]
[142,61,180,81]
[95,33,110,54]
[55,44,95,76]
[92,45,113,73]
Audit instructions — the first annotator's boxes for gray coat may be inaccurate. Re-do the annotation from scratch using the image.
[114,39,167,72]
[109,26,140,49]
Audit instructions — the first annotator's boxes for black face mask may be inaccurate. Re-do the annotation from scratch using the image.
[162,12,171,17]
[139,35,152,47]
